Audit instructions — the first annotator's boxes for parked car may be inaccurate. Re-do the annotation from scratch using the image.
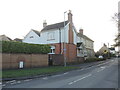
[116,55,120,58]
[98,55,103,59]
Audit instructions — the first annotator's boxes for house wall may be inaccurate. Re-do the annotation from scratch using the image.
[2,53,48,69]
[41,26,69,44]
[23,30,41,44]
[73,28,77,45]
[99,45,110,55]
[23,24,69,45]
[77,35,94,57]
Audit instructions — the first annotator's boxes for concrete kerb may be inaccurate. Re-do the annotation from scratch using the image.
[2,59,109,82]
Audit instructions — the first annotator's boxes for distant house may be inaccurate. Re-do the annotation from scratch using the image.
[0,35,12,41]
[14,38,22,42]
[22,29,41,44]
[23,10,94,62]
[98,44,110,55]
[77,29,94,58]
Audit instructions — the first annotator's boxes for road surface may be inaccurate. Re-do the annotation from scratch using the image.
[2,58,119,88]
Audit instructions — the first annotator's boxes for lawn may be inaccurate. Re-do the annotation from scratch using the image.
[2,66,79,78]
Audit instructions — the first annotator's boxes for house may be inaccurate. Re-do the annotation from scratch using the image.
[23,10,94,62]
[77,29,94,58]
[14,38,22,42]
[0,35,12,41]
[98,43,110,55]
[109,47,116,55]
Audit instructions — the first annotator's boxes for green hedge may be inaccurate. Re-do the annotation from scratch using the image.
[1,41,50,54]
[84,57,105,63]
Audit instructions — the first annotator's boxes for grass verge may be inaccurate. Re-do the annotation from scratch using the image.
[2,66,79,78]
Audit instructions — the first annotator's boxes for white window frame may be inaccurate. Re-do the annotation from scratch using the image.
[47,32,55,41]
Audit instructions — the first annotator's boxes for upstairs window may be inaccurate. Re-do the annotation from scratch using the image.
[47,32,55,41]
[29,36,34,38]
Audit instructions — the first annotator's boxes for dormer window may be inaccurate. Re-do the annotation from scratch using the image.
[30,36,34,38]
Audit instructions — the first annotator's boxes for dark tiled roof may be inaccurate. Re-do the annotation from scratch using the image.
[41,21,69,31]
[7,37,12,41]
[14,38,22,42]
[77,33,94,42]
[0,35,12,41]
[32,30,40,36]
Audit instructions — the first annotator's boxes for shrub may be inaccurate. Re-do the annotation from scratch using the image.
[84,57,105,63]
[1,41,50,54]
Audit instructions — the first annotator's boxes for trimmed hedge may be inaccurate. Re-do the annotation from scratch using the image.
[1,41,50,54]
[84,57,105,63]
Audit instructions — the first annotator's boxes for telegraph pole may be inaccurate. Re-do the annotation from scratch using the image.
[64,11,67,67]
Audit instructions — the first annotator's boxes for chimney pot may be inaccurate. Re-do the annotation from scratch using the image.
[68,10,73,23]
[79,29,83,35]
[43,20,47,28]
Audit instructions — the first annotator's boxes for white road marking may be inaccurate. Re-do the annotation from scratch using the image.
[51,74,63,77]
[24,79,32,82]
[68,74,92,85]
[97,69,105,72]
[100,66,106,69]
[96,61,112,67]
[42,77,48,80]
[85,66,95,70]
[6,81,11,84]
[96,66,106,72]
[64,72,69,75]
[0,82,2,85]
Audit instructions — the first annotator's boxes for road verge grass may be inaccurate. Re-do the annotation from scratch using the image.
[2,66,79,79]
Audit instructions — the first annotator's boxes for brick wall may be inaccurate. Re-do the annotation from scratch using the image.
[49,54,64,65]
[50,43,77,63]
[66,43,77,63]
[2,53,48,69]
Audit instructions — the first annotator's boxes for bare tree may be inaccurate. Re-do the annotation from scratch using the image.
[112,13,120,47]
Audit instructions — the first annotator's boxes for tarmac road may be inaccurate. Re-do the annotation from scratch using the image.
[2,58,119,88]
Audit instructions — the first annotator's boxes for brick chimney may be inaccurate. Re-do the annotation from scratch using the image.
[79,29,83,35]
[68,10,73,23]
[43,20,47,28]
[68,10,73,44]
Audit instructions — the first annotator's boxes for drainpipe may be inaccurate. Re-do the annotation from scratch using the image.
[59,28,61,54]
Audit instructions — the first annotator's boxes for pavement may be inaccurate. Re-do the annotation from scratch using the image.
[1,57,119,88]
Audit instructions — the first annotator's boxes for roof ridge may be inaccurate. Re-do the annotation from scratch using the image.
[41,20,69,31]
[32,29,40,36]
[78,33,94,42]
[47,20,68,26]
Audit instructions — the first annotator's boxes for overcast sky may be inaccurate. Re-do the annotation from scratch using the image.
[0,0,119,52]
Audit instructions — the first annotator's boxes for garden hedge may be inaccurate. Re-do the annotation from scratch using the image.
[1,41,50,54]
[84,57,105,63]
